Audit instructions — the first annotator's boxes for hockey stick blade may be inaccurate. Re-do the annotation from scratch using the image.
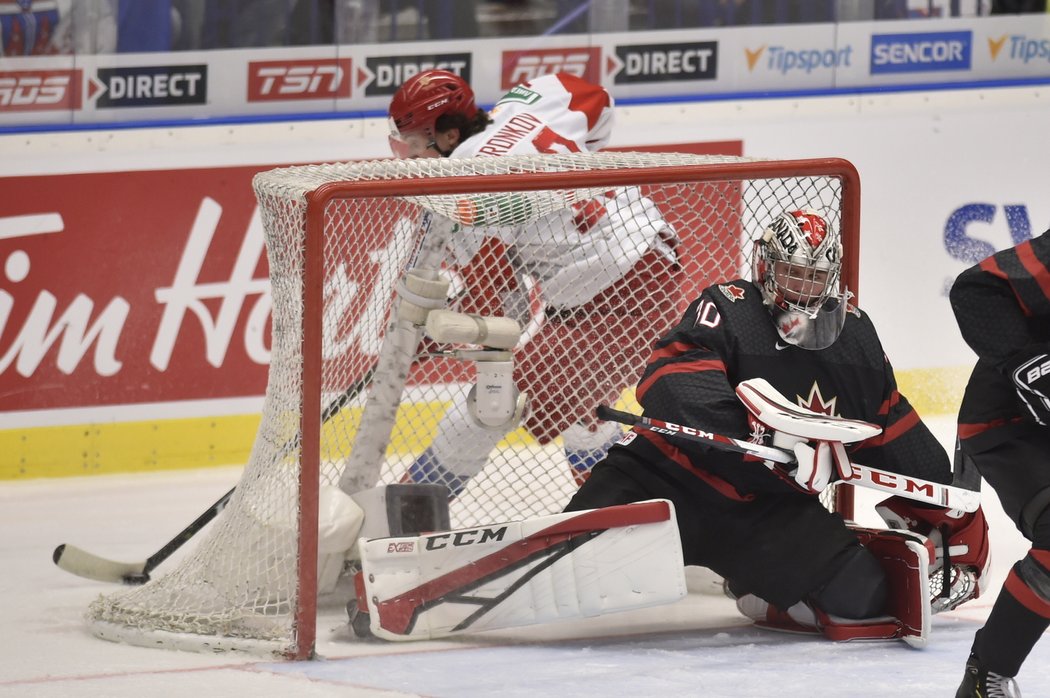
[52,369,376,585]
[596,405,980,512]
[52,485,236,585]
[53,544,152,585]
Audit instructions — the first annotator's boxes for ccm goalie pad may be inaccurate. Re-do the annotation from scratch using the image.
[736,528,935,648]
[354,500,686,641]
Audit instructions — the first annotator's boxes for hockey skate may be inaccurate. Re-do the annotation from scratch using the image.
[956,654,1021,697]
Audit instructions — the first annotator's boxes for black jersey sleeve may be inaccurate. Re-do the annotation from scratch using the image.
[950,228,1050,370]
[850,351,953,484]
[635,290,749,443]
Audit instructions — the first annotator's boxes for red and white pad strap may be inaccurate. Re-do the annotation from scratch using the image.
[358,500,686,641]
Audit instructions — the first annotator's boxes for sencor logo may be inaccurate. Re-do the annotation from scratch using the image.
[501,47,600,88]
[0,70,81,112]
[248,59,351,101]
[870,31,972,74]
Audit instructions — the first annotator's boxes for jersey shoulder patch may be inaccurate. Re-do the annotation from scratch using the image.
[718,283,747,302]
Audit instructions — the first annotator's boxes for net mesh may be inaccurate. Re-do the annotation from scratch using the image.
[86,151,853,656]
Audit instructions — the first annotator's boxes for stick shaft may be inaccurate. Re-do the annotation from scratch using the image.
[596,406,980,512]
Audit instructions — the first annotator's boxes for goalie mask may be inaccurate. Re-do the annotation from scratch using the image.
[751,210,848,350]
[388,70,478,158]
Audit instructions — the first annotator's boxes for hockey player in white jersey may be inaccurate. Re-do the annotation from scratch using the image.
[387,70,682,493]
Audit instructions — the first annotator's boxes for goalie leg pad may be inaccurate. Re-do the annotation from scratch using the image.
[357,499,686,641]
[851,526,935,647]
[736,528,934,646]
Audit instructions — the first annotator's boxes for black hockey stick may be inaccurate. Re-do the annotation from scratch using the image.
[52,369,375,585]
[596,405,981,512]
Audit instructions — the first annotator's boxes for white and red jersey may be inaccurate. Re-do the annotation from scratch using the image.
[447,73,676,309]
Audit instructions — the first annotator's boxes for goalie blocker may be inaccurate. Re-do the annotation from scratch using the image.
[352,499,687,641]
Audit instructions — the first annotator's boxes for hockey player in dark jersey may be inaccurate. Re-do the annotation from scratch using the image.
[950,227,1050,698]
[567,209,989,644]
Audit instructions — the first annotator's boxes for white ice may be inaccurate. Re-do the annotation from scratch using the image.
[2,415,1048,698]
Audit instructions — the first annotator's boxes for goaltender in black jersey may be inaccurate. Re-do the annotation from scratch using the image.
[568,209,990,644]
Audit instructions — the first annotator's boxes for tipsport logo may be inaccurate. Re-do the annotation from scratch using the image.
[870,31,972,74]
[986,34,1050,64]
[744,44,852,75]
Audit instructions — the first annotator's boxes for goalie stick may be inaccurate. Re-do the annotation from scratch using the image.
[596,405,980,512]
[52,369,374,585]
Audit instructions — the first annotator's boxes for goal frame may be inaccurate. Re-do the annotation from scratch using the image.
[291,156,862,659]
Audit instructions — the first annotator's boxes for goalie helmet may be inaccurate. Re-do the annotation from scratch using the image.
[751,209,848,350]
[388,70,478,158]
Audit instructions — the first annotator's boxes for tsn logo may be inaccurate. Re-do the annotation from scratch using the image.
[248,59,351,101]
[0,70,80,111]
[502,48,600,88]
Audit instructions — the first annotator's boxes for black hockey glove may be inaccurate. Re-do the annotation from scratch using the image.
[1010,351,1050,426]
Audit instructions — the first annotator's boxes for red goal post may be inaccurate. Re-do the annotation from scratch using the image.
[85,152,860,660]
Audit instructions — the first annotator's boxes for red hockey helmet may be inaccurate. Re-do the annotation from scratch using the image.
[388,70,478,157]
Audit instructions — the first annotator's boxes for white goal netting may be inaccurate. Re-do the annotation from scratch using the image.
[86,151,858,658]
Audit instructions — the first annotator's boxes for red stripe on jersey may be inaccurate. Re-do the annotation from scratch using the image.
[1016,239,1050,308]
[877,389,902,417]
[981,254,1033,316]
[1030,549,1050,569]
[958,416,1025,439]
[635,429,753,502]
[648,340,697,363]
[862,406,918,448]
[1004,567,1050,619]
[555,73,610,132]
[636,358,726,401]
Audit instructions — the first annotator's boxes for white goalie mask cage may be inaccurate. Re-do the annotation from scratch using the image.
[751,209,849,350]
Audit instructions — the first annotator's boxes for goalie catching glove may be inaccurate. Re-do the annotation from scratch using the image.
[736,378,881,494]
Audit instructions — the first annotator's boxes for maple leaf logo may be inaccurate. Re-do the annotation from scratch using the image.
[719,284,746,302]
[797,382,838,417]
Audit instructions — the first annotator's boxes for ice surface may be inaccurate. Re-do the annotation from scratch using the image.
[2,416,1047,698]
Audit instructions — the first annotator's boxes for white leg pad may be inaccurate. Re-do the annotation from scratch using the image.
[357,500,686,641]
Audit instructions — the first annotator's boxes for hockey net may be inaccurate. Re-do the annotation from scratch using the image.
[86,152,860,658]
